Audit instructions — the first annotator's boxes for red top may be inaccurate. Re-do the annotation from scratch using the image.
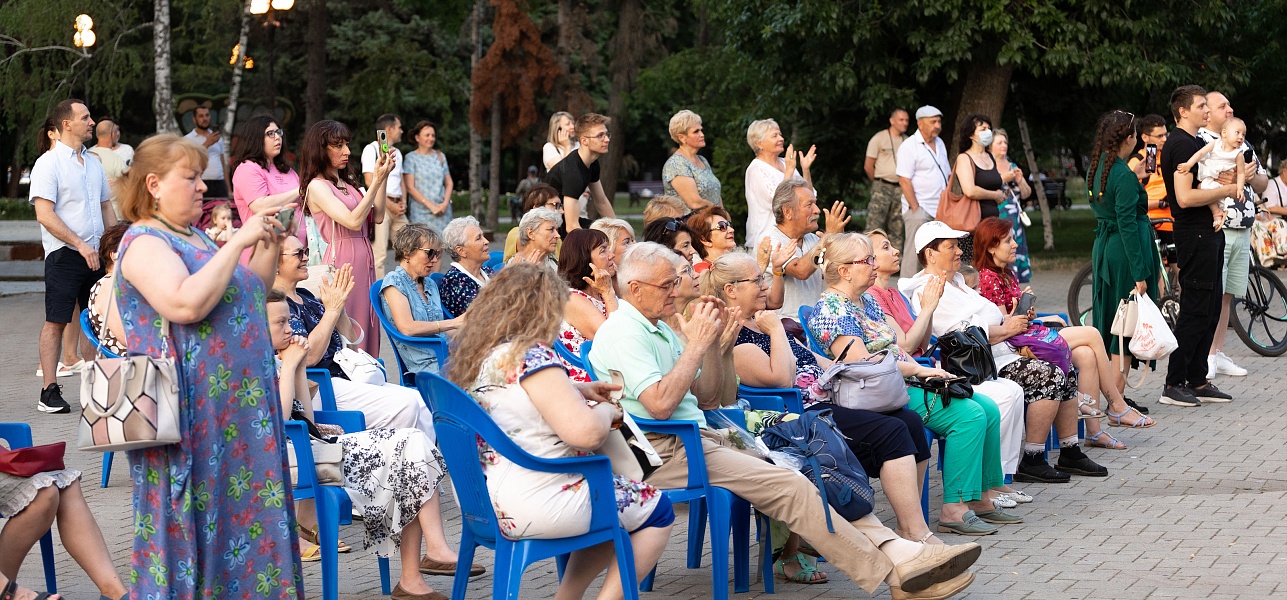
[977,267,1021,313]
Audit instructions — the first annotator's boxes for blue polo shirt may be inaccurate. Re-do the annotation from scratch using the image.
[588,299,707,428]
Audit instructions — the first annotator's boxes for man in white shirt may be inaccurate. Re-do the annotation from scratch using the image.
[184,105,229,198]
[363,113,406,278]
[764,176,849,318]
[88,119,127,217]
[111,121,134,165]
[895,106,951,277]
[30,99,118,414]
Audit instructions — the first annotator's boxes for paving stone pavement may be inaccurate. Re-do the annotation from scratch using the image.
[3,268,1287,599]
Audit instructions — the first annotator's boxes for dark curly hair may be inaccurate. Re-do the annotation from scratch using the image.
[297,120,360,213]
[957,113,993,153]
[1089,110,1137,203]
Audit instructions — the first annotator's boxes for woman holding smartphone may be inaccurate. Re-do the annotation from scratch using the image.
[300,120,394,357]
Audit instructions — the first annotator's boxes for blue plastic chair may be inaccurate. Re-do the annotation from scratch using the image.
[796,305,828,355]
[581,341,771,595]
[284,409,392,600]
[418,372,639,600]
[736,384,803,415]
[484,250,505,273]
[0,423,59,594]
[370,280,450,386]
[79,309,120,488]
[429,272,456,319]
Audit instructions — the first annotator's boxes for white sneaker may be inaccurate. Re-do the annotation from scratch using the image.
[1206,355,1216,380]
[1214,352,1247,376]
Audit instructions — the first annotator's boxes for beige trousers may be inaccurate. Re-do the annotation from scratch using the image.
[373,198,409,279]
[644,428,896,592]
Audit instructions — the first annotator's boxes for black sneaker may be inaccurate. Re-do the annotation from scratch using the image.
[1057,445,1109,477]
[37,383,71,414]
[1159,384,1200,407]
[1191,381,1233,403]
[1123,397,1149,415]
[1014,454,1071,483]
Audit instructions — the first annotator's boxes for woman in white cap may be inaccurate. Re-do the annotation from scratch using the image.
[899,222,1107,485]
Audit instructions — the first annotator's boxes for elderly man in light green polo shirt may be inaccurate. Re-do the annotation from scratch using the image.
[589,242,981,599]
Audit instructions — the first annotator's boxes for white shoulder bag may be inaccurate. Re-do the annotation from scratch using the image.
[332,321,387,385]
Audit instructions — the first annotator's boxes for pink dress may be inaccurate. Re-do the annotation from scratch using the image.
[310,178,380,357]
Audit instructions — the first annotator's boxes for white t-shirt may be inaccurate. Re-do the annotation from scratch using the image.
[113,143,134,166]
[542,141,578,171]
[894,132,951,216]
[765,226,823,319]
[361,141,404,197]
[744,158,807,250]
[183,129,224,180]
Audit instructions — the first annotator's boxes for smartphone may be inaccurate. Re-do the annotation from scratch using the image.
[1145,144,1157,174]
[1014,291,1036,316]
[1243,147,1255,165]
[276,207,295,232]
[376,130,389,153]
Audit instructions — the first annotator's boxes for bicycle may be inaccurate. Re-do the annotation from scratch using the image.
[1230,247,1287,356]
[1066,218,1181,329]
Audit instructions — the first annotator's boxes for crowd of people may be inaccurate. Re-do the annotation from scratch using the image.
[4,82,1277,599]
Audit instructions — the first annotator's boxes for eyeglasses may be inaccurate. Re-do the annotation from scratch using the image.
[280,247,310,260]
[418,247,441,261]
[635,276,681,294]
[710,220,732,232]
[543,200,564,210]
[730,272,772,287]
[841,255,876,268]
[264,129,284,139]
[586,131,611,141]
[677,264,695,279]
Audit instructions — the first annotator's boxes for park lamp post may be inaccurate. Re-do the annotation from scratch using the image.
[250,0,294,26]
[73,14,94,100]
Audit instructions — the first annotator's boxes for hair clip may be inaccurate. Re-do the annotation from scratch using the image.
[814,247,827,266]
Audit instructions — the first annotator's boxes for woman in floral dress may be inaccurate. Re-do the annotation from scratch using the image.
[556,230,619,382]
[403,121,454,233]
[113,134,301,598]
[448,263,674,600]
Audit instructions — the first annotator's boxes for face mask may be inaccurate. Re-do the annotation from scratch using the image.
[975,130,994,147]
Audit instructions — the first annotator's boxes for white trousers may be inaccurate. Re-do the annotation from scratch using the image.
[314,376,436,444]
[975,378,1025,475]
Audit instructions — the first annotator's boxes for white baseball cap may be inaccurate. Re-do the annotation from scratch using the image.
[914,221,969,253]
[915,105,943,120]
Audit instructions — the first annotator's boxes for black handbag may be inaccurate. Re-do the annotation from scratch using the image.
[928,325,997,385]
[905,376,974,416]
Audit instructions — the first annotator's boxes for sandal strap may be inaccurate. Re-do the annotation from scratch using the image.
[2,580,16,600]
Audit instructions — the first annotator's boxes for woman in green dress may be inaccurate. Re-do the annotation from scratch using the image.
[1089,110,1160,388]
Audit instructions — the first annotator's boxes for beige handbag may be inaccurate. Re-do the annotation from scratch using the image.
[1109,296,1139,338]
[78,287,181,452]
[286,438,344,486]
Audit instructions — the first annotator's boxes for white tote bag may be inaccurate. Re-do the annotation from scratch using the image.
[1128,293,1178,361]
[332,322,387,385]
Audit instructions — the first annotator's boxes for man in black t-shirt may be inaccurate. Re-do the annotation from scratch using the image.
[545,112,617,232]
[1157,85,1241,408]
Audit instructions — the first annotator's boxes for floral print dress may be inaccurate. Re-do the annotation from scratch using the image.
[439,263,491,317]
[557,289,606,382]
[117,225,302,600]
[468,343,663,539]
[734,327,827,407]
[807,290,914,362]
[404,150,452,232]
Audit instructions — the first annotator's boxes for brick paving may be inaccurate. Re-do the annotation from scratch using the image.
[3,268,1286,599]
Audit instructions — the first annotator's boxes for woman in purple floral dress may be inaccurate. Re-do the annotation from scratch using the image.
[113,134,302,599]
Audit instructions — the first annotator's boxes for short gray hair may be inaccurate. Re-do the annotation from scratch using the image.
[746,118,780,153]
[518,207,562,245]
[441,216,480,260]
[393,222,441,262]
[590,218,635,252]
[669,110,702,144]
[617,241,683,289]
[772,176,811,224]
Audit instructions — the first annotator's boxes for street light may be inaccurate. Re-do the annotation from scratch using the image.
[73,14,95,48]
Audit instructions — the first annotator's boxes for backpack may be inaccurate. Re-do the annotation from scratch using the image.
[759,409,874,532]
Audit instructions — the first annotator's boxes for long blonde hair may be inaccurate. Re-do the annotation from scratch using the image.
[447,263,570,387]
[546,111,574,150]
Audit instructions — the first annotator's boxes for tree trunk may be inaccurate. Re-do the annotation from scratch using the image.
[222,0,252,158]
[599,0,645,215]
[1015,105,1054,251]
[552,0,573,107]
[948,58,1013,153]
[152,0,179,133]
[467,0,485,222]
[488,91,502,231]
[304,0,327,127]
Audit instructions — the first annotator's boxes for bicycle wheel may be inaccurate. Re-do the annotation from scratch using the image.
[1231,265,1287,356]
[1066,263,1094,326]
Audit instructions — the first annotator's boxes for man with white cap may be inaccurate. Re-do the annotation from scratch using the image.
[894,106,952,277]
[901,220,1106,484]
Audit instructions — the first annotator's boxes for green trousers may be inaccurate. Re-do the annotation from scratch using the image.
[907,388,1003,504]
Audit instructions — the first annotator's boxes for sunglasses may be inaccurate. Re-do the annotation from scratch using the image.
[710,220,732,232]
[419,247,441,261]
[664,218,684,232]
[281,247,310,260]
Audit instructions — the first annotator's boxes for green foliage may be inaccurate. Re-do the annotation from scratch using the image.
[0,198,36,220]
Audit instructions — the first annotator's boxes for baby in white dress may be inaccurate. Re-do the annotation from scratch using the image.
[1177,117,1248,231]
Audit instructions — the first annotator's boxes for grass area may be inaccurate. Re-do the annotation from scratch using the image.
[1024,206,1095,270]
[0,198,35,220]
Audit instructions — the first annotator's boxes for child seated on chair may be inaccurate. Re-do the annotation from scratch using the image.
[267,291,484,599]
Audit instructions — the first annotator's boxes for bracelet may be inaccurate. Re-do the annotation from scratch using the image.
[773,269,786,277]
